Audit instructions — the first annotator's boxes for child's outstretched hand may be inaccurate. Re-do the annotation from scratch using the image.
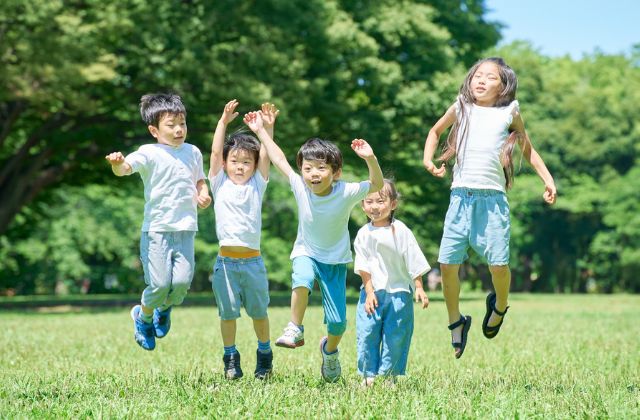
[351,139,375,159]
[415,287,429,309]
[425,161,447,178]
[261,102,280,130]
[243,111,264,133]
[105,152,125,166]
[364,291,378,315]
[220,99,239,125]
[543,183,557,205]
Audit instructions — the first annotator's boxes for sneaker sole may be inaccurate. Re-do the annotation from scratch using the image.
[275,339,305,349]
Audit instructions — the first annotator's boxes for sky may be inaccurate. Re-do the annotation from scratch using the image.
[484,0,639,59]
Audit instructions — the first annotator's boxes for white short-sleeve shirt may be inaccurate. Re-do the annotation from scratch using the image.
[289,172,370,264]
[209,169,268,250]
[125,143,206,232]
[353,219,431,293]
[451,100,520,192]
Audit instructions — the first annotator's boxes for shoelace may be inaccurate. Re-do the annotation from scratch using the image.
[283,326,299,338]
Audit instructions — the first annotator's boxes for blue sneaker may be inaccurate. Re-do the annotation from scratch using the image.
[254,349,273,380]
[153,307,172,338]
[223,351,243,380]
[130,305,155,351]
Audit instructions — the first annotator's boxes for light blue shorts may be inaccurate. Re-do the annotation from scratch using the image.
[140,231,196,309]
[438,188,510,266]
[212,255,270,320]
[356,289,414,377]
[291,256,347,336]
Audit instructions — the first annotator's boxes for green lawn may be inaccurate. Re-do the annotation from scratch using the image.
[1,293,638,418]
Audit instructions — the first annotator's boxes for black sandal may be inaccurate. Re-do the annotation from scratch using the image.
[448,315,471,359]
[482,292,509,339]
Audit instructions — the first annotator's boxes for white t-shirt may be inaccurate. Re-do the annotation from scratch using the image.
[126,143,206,232]
[353,219,431,293]
[451,100,520,192]
[289,172,371,264]
[209,169,268,250]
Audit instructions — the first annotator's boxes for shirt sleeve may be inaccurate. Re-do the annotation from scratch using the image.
[401,223,431,280]
[255,170,269,195]
[343,180,372,207]
[195,147,206,181]
[353,228,371,276]
[208,168,226,197]
[124,147,149,174]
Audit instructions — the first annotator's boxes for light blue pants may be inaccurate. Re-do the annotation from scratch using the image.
[356,289,414,377]
[140,231,195,309]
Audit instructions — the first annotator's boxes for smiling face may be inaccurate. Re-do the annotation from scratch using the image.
[223,148,257,185]
[362,190,397,227]
[149,113,187,147]
[470,61,503,107]
[300,159,341,196]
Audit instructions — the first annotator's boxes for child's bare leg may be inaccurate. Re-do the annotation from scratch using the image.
[325,334,342,353]
[220,319,237,347]
[291,286,309,325]
[252,317,270,342]
[488,265,511,326]
[441,263,462,341]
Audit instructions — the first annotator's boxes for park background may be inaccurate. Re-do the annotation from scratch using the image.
[1,0,639,296]
[1,1,639,418]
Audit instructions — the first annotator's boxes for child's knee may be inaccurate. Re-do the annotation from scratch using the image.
[327,321,347,336]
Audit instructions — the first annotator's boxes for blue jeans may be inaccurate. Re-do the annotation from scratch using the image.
[291,256,347,336]
[356,289,414,377]
[140,231,195,309]
[212,255,269,320]
[438,188,510,266]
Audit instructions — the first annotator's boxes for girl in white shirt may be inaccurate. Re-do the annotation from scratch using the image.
[354,179,430,386]
[423,57,557,359]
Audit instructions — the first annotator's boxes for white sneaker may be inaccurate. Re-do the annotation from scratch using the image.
[319,336,341,383]
[361,377,375,387]
[275,322,305,348]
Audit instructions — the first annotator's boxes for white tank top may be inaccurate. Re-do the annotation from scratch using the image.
[451,100,519,192]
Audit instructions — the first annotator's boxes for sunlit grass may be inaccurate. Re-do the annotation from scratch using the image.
[1,294,638,418]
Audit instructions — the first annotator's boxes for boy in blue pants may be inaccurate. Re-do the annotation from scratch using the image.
[244,111,383,382]
[106,93,211,351]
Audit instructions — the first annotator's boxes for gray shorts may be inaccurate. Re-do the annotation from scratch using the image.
[212,255,270,320]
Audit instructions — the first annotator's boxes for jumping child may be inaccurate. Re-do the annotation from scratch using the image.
[244,111,383,382]
[423,57,557,358]
[106,93,211,351]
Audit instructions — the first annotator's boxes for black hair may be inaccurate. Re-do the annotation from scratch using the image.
[139,93,187,127]
[223,131,260,163]
[296,137,343,172]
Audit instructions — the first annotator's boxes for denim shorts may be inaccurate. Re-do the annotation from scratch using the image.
[140,231,196,309]
[212,255,269,320]
[438,188,510,266]
[356,289,414,377]
[292,256,347,336]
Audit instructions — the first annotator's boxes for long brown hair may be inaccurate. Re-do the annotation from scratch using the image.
[439,57,519,189]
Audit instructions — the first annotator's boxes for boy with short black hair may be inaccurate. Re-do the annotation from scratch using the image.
[106,93,211,351]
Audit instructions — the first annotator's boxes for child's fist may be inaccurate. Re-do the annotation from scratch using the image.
[105,152,125,166]
[197,193,212,209]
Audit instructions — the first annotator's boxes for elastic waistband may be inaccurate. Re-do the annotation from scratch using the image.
[451,187,505,197]
[218,249,261,258]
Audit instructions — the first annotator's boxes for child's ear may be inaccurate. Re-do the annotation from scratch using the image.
[333,168,342,180]
[391,199,398,210]
[148,125,159,139]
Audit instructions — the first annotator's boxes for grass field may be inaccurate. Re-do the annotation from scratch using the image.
[1,293,638,418]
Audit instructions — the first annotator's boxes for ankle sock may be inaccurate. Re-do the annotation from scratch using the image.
[224,345,237,356]
[139,310,153,324]
[323,341,338,355]
[257,340,271,354]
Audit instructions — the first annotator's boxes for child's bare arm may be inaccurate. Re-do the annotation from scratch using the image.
[105,152,132,176]
[351,139,383,193]
[244,111,293,178]
[414,276,429,309]
[359,271,378,315]
[423,104,456,177]
[211,99,240,177]
[258,103,280,180]
[196,179,212,209]
[511,113,557,204]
